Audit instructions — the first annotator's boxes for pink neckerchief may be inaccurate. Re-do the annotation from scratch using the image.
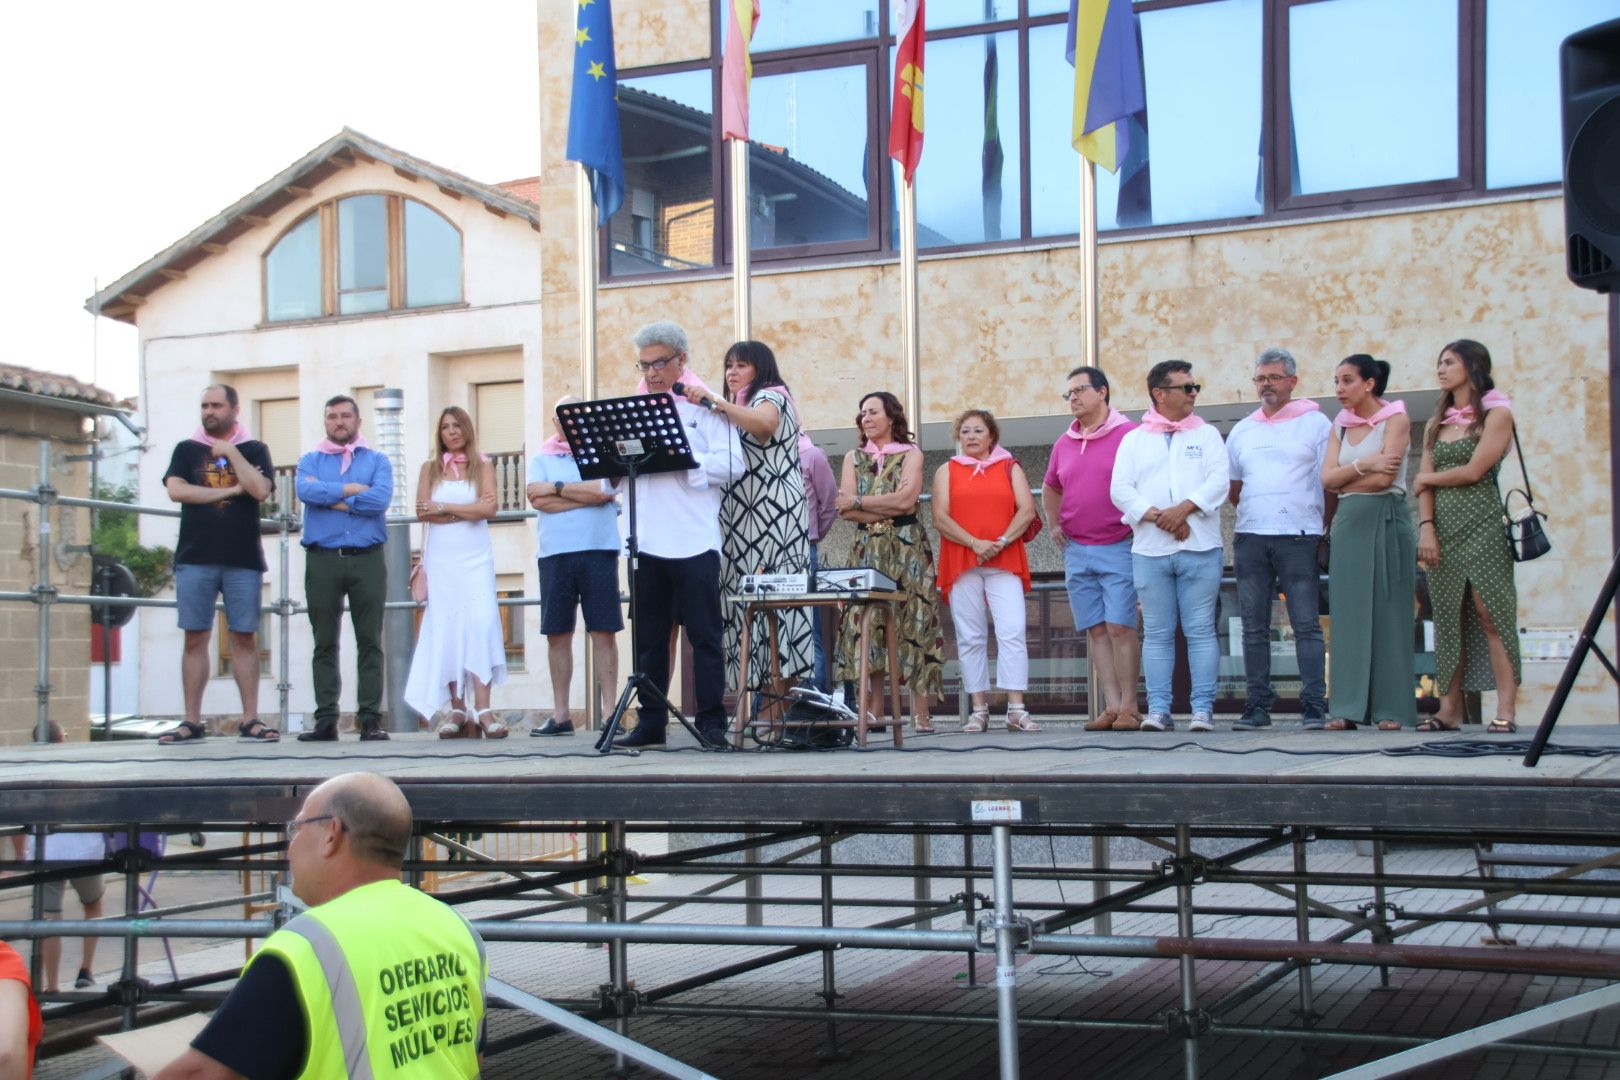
[1334,398,1407,429]
[1063,408,1130,454]
[539,434,572,456]
[1247,399,1321,425]
[862,439,917,470]
[190,423,251,447]
[638,369,718,402]
[440,451,490,481]
[1139,407,1205,434]
[950,444,1013,477]
[1440,388,1511,427]
[314,433,370,476]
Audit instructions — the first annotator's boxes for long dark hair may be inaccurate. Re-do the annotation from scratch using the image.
[1426,339,1497,450]
[1338,354,1391,397]
[724,340,788,404]
[855,391,913,446]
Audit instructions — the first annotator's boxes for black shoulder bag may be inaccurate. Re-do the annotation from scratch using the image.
[1500,427,1550,562]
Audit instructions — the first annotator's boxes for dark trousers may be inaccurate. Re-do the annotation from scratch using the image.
[305,546,387,730]
[1234,532,1326,714]
[634,550,726,733]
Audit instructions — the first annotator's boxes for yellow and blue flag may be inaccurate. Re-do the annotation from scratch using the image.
[566,0,625,225]
[1066,0,1146,174]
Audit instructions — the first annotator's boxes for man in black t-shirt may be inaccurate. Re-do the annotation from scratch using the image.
[160,384,276,745]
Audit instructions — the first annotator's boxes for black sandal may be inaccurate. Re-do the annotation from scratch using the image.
[238,719,280,742]
[1416,718,1460,733]
[1487,718,1518,734]
[1323,718,1358,731]
[158,720,206,745]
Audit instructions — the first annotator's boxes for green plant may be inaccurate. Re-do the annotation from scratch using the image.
[92,480,173,597]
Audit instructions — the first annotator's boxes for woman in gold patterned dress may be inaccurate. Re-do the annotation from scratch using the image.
[834,392,946,733]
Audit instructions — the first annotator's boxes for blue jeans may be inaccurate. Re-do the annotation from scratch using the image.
[1132,548,1223,716]
[1233,533,1326,714]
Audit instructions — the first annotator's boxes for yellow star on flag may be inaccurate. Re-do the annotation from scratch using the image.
[587,59,606,81]
[578,0,594,7]
[576,26,590,46]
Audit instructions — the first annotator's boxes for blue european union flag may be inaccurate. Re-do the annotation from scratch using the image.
[566,0,625,225]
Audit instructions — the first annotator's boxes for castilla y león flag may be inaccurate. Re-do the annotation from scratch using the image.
[889,0,926,183]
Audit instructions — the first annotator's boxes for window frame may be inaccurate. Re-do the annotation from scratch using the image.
[601,0,1563,283]
[261,193,465,324]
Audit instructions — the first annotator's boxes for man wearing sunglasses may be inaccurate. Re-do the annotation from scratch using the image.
[158,773,486,1079]
[1110,360,1230,733]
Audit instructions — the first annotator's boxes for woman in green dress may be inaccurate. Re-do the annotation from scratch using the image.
[1321,355,1416,730]
[834,391,945,733]
[1414,339,1521,732]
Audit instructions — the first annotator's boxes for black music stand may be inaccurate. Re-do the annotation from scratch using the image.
[555,394,711,753]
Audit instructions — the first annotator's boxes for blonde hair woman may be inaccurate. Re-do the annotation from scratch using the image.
[406,406,508,738]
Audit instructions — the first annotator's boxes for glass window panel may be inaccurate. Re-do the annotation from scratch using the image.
[264,213,321,321]
[1037,1,1263,235]
[611,71,716,275]
[1028,0,1068,14]
[403,200,461,308]
[890,0,1015,33]
[1486,0,1620,189]
[337,195,389,314]
[750,64,873,251]
[891,31,1021,247]
[728,0,878,52]
[1288,0,1458,195]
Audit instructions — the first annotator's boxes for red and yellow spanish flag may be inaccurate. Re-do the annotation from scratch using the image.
[722,0,761,141]
[889,0,926,183]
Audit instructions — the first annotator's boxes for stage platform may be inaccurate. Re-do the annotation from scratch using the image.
[2,723,1618,835]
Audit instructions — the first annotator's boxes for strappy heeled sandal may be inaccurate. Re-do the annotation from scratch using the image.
[913,715,935,735]
[437,708,469,739]
[1005,705,1041,733]
[962,707,989,734]
[475,708,509,739]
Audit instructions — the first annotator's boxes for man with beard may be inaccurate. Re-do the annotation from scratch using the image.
[295,395,394,742]
[160,384,275,744]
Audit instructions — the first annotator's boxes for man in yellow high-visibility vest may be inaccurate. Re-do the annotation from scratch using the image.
[157,773,486,1079]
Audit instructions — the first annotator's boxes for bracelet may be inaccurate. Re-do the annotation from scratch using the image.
[1419,518,1435,527]
[1352,460,1365,476]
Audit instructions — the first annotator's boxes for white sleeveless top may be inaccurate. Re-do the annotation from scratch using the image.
[1338,420,1407,496]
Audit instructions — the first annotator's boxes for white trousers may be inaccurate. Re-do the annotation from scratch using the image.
[948,567,1028,693]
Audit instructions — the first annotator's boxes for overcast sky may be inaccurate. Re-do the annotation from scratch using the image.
[0,1,541,399]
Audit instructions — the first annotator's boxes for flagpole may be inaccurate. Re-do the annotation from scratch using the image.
[899,179,921,430]
[730,139,751,341]
[574,163,601,730]
[1078,157,1099,370]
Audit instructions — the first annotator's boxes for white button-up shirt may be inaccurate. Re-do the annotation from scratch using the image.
[631,396,744,559]
[1110,422,1230,556]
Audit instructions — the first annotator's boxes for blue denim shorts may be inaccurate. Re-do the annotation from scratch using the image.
[539,551,625,635]
[1063,538,1138,630]
[175,563,263,633]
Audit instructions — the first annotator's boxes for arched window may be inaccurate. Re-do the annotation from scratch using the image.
[263,194,463,322]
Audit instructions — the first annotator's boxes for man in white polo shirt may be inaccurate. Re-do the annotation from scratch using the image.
[1226,348,1332,730]
[1110,360,1229,733]
[613,321,742,749]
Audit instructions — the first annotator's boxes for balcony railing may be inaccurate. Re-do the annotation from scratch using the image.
[261,454,530,525]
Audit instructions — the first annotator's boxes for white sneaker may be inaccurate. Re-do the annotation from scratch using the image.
[1189,712,1215,733]
[1140,713,1171,732]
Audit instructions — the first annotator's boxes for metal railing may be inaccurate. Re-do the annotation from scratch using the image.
[263,453,532,526]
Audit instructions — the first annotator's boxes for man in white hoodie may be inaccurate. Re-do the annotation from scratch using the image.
[1109,360,1230,732]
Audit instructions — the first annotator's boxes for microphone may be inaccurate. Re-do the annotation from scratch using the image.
[671,381,716,410]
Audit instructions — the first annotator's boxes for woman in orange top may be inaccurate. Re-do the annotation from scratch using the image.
[0,940,42,1079]
[931,410,1040,733]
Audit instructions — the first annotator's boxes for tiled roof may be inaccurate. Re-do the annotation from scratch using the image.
[0,365,127,409]
[495,176,540,205]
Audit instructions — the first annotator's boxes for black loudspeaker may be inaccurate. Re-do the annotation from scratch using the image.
[1562,17,1620,292]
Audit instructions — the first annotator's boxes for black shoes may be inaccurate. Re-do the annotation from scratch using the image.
[530,717,576,737]
[359,726,390,741]
[74,969,93,989]
[695,725,732,751]
[296,724,338,742]
[612,726,667,748]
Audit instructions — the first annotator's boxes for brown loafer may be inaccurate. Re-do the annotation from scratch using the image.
[1084,709,1118,732]
[1111,711,1142,731]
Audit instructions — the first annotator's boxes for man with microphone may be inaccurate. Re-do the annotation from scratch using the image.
[616,321,742,748]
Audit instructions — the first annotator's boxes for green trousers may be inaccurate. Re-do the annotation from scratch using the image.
[304,546,387,729]
[1327,493,1417,727]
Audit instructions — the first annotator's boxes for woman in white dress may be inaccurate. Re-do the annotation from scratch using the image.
[407,406,508,738]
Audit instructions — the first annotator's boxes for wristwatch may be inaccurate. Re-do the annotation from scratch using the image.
[554,481,565,496]
[854,495,864,511]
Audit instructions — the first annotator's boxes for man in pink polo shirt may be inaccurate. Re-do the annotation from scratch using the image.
[1042,366,1141,730]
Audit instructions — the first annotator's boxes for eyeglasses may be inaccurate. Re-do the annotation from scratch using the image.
[1060,386,1098,401]
[635,353,681,373]
[285,814,343,840]
[1252,375,1293,386]
[1157,383,1202,395]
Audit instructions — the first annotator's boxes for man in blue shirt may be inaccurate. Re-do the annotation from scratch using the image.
[294,395,394,741]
